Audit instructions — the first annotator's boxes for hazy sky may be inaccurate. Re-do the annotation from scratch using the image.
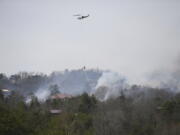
[0,0,180,83]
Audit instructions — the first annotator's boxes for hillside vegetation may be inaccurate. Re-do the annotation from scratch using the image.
[0,87,180,135]
[0,71,180,135]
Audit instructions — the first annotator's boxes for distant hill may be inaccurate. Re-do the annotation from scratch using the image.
[49,69,102,95]
[0,69,102,96]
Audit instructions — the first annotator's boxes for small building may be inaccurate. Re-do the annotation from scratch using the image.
[50,109,62,114]
[0,89,11,97]
[51,93,72,100]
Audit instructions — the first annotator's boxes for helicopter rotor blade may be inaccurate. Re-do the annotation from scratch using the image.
[73,14,81,16]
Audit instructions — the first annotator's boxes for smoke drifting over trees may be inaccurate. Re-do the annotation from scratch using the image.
[0,69,101,101]
[0,66,180,102]
[144,58,180,93]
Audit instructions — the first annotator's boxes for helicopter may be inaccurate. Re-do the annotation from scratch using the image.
[73,14,90,20]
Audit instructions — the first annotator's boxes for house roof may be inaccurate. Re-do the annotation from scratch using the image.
[1,89,10,92]
[51,93,72,99]
[50,109,62,114]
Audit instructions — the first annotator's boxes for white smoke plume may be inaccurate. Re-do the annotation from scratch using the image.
[94,71,128,100]
[34,88,50,102]
[145,57,180,92]
[25,96,32,104]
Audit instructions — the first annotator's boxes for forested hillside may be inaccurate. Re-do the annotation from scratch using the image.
[0,85,180,135]
[0,69,102,97]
